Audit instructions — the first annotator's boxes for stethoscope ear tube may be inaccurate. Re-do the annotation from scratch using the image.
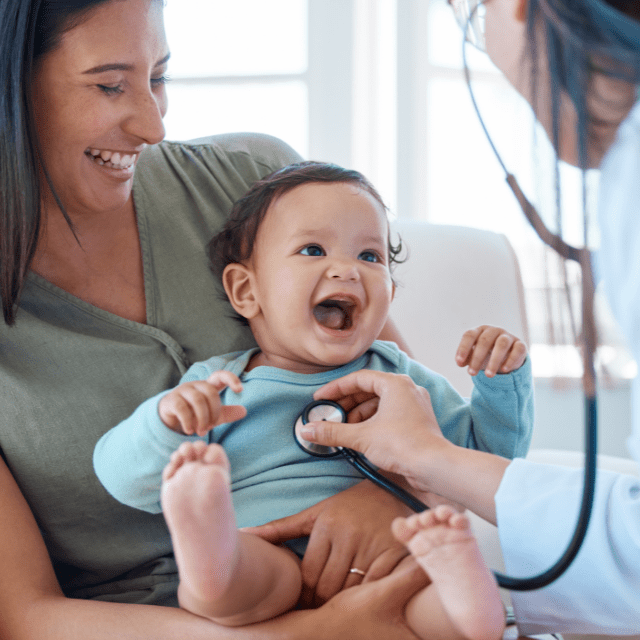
[339,447,429,513]
[494,395,598,591]
[460,2,598,592]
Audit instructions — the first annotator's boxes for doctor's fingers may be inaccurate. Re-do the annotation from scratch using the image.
[308,374,437,460]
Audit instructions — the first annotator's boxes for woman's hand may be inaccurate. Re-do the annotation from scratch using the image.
[243,480,413,607]
[297,559,426,640]
[299,370,449,491]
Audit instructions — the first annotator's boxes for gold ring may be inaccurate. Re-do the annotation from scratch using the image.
[349,568,366,576]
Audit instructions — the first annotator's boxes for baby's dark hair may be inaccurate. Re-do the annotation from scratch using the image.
[208,161,404,284]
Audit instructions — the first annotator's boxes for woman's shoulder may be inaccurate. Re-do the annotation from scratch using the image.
[138,133,303,183]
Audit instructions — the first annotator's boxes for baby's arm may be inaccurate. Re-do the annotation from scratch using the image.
[455,325,527,377]
[94,370,246,513]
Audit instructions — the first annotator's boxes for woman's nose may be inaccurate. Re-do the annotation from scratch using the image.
[123,88,167,145]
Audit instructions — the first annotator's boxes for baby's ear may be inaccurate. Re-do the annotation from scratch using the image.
[222,263,260,320]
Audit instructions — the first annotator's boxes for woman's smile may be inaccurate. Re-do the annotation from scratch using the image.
[85,148,140,171]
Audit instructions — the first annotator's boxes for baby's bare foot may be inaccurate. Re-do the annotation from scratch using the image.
[161,443,237,606]
[393,505,505,640]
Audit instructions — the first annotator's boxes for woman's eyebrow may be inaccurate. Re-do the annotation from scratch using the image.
[83,53,171,75]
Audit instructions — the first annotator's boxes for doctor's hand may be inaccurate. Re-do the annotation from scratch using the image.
[158,371,247,436]
[299,370,450,495]
[455,325,527,377]
[243,479,413,608]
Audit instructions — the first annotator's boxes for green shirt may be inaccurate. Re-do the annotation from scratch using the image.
[0,133,301,605]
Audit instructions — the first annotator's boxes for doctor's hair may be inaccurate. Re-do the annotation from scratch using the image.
[208,161,405,284]
[527,0,640,169]
[0,0,136,326]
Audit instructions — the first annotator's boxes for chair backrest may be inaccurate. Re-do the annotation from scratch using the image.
[389,219,529,397]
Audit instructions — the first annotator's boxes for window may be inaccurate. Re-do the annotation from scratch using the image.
[162,0,632,381]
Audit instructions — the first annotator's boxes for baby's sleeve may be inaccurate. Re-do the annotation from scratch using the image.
[403,355,533,459]
[93,369,209,514]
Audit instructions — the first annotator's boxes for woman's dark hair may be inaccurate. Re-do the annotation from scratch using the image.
[208,161,404,282]
[0,0,111,325]
[527,0,640,169]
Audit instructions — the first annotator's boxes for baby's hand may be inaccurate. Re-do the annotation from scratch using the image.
[158,371,247,436]
[455,325,527,378]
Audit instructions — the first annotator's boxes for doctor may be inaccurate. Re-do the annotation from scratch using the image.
[290,0,640,635]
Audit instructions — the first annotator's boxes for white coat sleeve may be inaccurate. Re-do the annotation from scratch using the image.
[496,458,640,635]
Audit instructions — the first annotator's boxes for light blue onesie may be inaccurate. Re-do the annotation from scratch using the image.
[94,340,533,555]
[93,341,533,556]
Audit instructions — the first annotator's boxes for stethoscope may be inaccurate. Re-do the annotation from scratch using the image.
[294,400,429,513]
[295,396,597,592]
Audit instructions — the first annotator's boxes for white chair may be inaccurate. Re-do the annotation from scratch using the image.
[389,219,639,640]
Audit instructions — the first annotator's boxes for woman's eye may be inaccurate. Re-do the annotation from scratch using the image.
[98,84,123,96]
[300,245,325,257]
[358,250,381,263]
[151,75,170,89]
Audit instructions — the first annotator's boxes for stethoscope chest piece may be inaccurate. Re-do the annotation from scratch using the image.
[293,400,347,457]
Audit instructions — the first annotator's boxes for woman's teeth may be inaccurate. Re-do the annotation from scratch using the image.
[87,148,136,169]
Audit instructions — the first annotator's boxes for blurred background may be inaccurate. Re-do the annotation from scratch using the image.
[163,0,634,458]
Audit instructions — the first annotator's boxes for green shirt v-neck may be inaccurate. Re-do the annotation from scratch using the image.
[0,133,301,605]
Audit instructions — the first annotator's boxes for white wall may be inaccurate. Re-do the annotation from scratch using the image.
[532,378,632,459]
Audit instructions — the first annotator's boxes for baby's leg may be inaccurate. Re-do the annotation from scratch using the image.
[161,442,301,626]
[393,505,505,640]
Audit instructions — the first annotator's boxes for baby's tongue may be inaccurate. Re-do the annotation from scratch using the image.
[313,303,346,330]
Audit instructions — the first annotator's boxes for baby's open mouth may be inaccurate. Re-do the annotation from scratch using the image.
[313,299,355,331]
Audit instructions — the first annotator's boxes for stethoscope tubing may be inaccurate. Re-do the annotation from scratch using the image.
[296,393,598,591]
[460,2,598,591]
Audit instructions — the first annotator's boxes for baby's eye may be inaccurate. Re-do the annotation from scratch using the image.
[300,245,325,257]
[358,250,381,263]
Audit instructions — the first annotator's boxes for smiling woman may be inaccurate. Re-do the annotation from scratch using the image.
[27,0,168,323]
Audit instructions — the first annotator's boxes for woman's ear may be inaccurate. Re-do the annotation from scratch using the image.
[222,263,260,320]
[515,0,527,22]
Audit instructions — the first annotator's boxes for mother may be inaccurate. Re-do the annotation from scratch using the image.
[0,0,423,637]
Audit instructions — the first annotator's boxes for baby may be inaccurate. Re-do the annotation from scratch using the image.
[95,161,532,640]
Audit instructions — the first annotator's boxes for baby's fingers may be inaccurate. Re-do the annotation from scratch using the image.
[206,370,244,394]
[483,332,516,377]
[217,404,247,425]
[455,327,483,367]
[497,340,527,374]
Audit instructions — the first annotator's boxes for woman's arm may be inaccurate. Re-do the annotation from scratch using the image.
[299,369,511,524]
[378,317,414,357]
[0,456,422,640]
